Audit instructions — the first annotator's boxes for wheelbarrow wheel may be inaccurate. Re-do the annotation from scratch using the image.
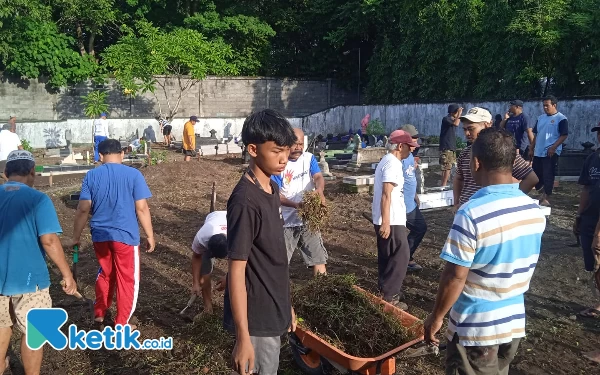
[289,339,331,375]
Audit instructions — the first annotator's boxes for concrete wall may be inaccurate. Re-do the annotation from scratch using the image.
[301,99,600,149]
[17,117,303,149]
[0,76,355,121]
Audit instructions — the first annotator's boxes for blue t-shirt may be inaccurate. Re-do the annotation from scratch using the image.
[401,154,418,213]
[0,182,62,295]
[533,112,569,157]
[505,114,528,150]
[79,163,152,245]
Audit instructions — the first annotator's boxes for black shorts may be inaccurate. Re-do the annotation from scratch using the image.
[183,149,197,157]
[162,125,172,136]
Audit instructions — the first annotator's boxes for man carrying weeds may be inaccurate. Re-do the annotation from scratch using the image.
[224,109,297,375]
[424,128,546,375]
[453,107,538,212]
[372,129,419,309]
[272,127,328,276]
[0,150,77,374]
[190,210,228,313]
[72,139,155,329]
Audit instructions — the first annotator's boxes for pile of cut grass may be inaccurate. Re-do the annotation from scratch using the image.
[292,274,417,357]
[297,191,329,233]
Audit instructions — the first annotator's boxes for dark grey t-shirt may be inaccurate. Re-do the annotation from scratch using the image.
[439,115,456,151]
[223,177,291,337]
[578,150,600,233]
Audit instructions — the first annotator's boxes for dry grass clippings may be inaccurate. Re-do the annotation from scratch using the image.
[292,274,417,357]
[297,191,330,232]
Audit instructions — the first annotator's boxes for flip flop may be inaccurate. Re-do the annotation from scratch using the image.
[407,263,423,272]
[578,308,600,318]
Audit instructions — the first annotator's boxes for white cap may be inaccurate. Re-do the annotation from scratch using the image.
[9,114,16,119]
[460,107,492,123]
[6,150,35,163]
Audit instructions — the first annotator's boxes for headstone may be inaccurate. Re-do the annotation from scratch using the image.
[318,151,335,180]
[60,153,78,165]
[209,129,217,139]
[383,136,389,148]
[353,134,362,150]
[65,129,73,152]
[368,135,377,147]
[416,165,425,194]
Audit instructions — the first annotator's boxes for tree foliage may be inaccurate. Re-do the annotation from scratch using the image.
[102,21,237,118]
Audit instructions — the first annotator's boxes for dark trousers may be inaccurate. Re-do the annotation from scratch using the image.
[580,217,599,272]
[406,207,427,261]
[519,147,530,161]
[373,225,410,300]
[446,333,521,375]
[532,155,558,195]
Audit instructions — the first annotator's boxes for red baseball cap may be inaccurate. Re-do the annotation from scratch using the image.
[389,130,419,147]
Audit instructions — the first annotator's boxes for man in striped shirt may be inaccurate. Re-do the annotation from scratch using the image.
[425,128,546,375]
[453,107,538,210]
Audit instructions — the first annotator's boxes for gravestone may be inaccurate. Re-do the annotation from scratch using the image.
[209,129,218,139]
[65,129,73,152]
[368,135,377,147]
[318,151,335,180]
[383,136,389,148]
[353,134,362,150]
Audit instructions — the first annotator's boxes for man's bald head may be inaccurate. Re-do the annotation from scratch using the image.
[289,128,305,161]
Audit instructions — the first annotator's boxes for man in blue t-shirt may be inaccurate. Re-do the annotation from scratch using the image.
[0,150,77,374]
[529,96,569,206]
[400,125,428,271]
[72,139,155,328]
[500,100,534,160]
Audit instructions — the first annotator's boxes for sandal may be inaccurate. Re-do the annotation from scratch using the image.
[407,262,423,272]
[578,308,600,318]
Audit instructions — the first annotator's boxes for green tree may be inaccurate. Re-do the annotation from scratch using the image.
[102,21,238,119]
[4,19,98,88]
[82,90,109,118]
[0,0,49,62]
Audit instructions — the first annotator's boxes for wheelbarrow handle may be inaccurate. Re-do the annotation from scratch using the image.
[397,341,446,359]
[73,245,79,264]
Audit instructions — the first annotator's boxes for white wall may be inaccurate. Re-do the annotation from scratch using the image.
[16,117,303,149]
[301,99,600,149]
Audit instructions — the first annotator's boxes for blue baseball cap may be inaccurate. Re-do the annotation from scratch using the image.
[100,112,107,117]
[190,115,199,122]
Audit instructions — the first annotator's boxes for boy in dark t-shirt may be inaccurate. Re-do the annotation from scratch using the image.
[224,109,298,375]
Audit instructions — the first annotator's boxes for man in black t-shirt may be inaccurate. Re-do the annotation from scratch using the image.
[439,104,463,187]
[224,109,297,375]
[574,124,600,328]
[500,100,534,159]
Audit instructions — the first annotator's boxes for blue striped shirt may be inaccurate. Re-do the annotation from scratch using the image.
[440,183,546,346]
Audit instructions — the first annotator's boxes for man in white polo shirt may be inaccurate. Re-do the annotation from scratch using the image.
[190,210,228,313]
[372,129,419,309]
[93,112,110,162]
[0,124,23,180]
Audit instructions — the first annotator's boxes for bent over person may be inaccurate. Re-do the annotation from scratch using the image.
[0,151,77,374]
[425,128,546,375]
[72,139,155,328]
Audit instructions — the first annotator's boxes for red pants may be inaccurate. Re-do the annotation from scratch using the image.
[93,241,140,325]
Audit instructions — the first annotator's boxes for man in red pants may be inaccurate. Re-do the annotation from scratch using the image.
[72,139,155,328]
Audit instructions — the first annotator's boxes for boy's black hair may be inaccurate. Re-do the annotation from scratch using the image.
[5,159,35,177]
[241,109,297,147]
[543,95,558,106]
[207,234,228,259]
[98,139,123,155]
[471,128,516,172]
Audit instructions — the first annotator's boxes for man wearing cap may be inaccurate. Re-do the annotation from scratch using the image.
[372,129,419,309]
[0,150,77,374]
[453,108,538,210]
[529,95,569,206]
[573,123,600,322]
[439,104,463,187]
[0,123,23,180]
[399,124,427,272]
[500,100,534,159]
[183,116,198,161]
[8,114,16,133]
[93,112,110,163]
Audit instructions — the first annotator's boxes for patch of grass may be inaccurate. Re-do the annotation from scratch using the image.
[187,309,234,374]
[297,191,329,233]
[292,274,418,357]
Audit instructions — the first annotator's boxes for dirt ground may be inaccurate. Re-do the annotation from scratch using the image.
[4,148,600,374]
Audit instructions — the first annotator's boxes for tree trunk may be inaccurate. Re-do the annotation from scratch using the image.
[88,31,96,58]
[76,22,87,56]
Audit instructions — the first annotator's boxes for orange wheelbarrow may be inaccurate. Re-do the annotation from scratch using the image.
[288,286,441,375]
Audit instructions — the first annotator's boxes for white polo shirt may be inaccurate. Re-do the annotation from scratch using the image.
[372,153,407,226]
[0,130,22,161]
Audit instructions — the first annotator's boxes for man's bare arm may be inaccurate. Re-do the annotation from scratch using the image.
[313,172,325,193]
[518,171,538,194]
[135,199,155,252]
[453,174,464,209]
[72,200,92,243]
[40,233,77,294]
[229,259,250,341]
[430,262,470,321]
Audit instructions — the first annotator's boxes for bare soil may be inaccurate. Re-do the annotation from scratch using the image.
[4,148,600,374]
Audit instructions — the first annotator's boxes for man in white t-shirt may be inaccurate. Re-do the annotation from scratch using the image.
[190,210,228,313]
[372,129,418,309]
[93,113,110,162]
[272,128,328,276]
[0,124,23,180]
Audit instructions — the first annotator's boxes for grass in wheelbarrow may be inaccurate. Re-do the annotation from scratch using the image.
[292,274,419,358]
[297,191,329,233]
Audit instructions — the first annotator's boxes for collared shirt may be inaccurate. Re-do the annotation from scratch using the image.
[533,112,568,157]
[441,183,546,346]
[0,182,62,295]
[94,118,109,137]
[271,152,321,227]
[456,145,532,205]
[505,114,529,150]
